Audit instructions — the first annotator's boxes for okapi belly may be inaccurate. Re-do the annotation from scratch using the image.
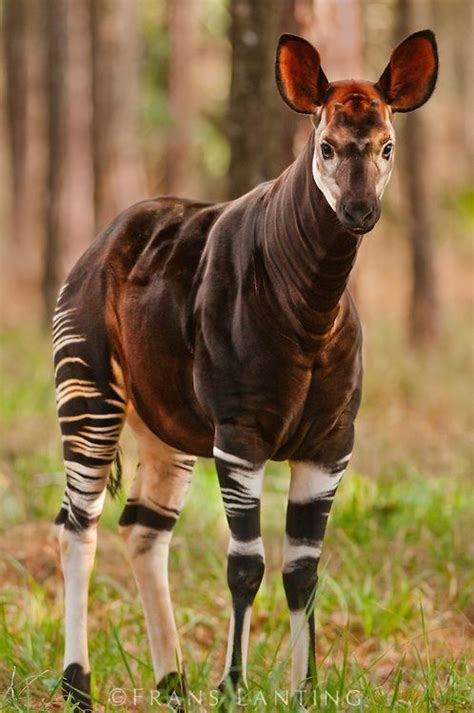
[122,330,214,457]
[128,378,215,458]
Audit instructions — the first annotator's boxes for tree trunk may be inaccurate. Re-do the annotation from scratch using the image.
[465,1,474,175]
[3,0,28,241]
[164,0,201,196]
[43,0,67,322]
[395,0,440,346]
[311,0,364,80]
[91,0,146,230]
[262,0,301,181]
[42,0,95,322]
[2,0,48,323]
[227,0,299,199]
[59,0,95,274]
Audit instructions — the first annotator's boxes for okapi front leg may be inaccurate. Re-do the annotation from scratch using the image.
[214,447,266,690]
[119,412,195,701]
[283,454,351,692]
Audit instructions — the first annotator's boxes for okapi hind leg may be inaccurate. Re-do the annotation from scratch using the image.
[53,286,127,711]
[119,410,195,704]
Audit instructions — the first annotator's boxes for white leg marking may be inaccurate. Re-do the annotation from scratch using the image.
[288,609,310,692]
[228,535,264,558]
[132,542,182,682]
[221,607,253,687]
[240,607,252,687]
[213,447,253,470]
[289,457,351,503]
[283,537,323,573]
[122,409,194,684]
[58,528,97,672]
[222,612,236,682]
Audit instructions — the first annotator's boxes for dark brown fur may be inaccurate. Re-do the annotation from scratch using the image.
[63,31,438,470]
[65,132,361,467]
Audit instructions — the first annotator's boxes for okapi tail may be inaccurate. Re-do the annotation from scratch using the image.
[107,446,123,497]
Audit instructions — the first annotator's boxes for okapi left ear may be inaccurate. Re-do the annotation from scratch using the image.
[376,30,438,112]
[276,34,329,114]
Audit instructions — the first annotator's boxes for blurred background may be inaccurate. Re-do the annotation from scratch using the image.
[0,0,473,333]
[0,0,473,709]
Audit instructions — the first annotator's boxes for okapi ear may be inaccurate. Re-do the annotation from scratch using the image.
[376,30,438,112]
[276,34,329,114]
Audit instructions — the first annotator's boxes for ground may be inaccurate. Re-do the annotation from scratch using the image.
[0,223,473,711]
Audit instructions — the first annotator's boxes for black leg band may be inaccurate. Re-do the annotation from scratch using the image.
[62,663,92,712]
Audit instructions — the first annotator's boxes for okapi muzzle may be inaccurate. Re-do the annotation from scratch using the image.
[53,28,437,711]
[335,149,382,234]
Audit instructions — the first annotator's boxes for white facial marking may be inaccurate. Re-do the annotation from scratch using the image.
[311,105,396,210]
[312,109,340,211]
[374,108,396,199]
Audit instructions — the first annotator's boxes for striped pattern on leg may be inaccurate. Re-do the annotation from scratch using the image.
[283,456,350,692]
[214,447,266,689]
[53,286,127,710]
[53,294,127,533]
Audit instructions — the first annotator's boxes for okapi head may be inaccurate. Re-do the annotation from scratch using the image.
[276,30,438,234]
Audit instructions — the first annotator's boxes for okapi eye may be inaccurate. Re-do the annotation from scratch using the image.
[321,142,334,160]
[382,142,394,159]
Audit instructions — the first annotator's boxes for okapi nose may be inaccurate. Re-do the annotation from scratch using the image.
[342,199,375,228]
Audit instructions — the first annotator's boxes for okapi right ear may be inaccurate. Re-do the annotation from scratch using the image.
[276,34,329,114]
[376,30,438,112]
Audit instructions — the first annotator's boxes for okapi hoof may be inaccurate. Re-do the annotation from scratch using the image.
[156,671,187,709]
[218,673,247,710]
[62,663,92,711]
[217,670,241,694]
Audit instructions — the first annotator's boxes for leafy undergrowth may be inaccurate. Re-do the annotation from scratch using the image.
[0,321,473,710]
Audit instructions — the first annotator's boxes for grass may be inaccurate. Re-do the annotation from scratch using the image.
[0,298,473,709]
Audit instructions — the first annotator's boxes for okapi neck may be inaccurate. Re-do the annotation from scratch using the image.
[258,131,360,347]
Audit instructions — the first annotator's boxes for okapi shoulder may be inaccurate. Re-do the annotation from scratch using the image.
[198,182,272,287]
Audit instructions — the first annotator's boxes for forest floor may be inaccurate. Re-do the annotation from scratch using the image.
[1,223,473,711]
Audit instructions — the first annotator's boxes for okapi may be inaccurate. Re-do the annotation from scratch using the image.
[53,30,438,709]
